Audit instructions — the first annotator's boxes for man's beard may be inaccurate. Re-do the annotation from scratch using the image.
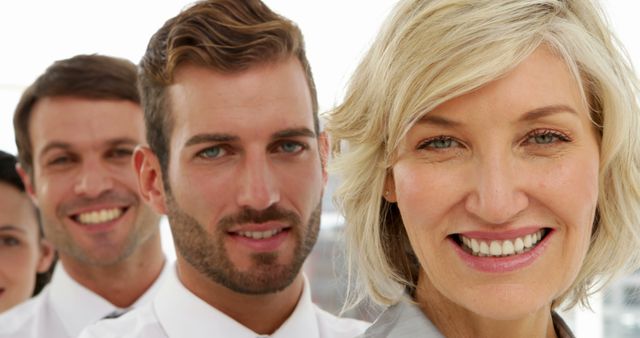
[166,192,321,294]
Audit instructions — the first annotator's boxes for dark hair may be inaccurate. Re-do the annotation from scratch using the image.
[0,150,56,296]
[0,150,25,191]
[13,54,140,175]
[139,0,318,172]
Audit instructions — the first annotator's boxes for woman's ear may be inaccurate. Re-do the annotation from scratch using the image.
[36,239,55,273]
[383,170,397,203]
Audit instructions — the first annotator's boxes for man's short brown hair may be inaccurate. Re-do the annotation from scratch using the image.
[139,0,318,172]
[13,54,140,175]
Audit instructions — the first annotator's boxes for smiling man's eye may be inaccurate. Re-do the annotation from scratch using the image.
[47,155,73,166]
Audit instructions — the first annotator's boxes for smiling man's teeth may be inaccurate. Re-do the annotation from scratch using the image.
[460,230,546,257]
[77,208,123,225]
[237,229,282,240]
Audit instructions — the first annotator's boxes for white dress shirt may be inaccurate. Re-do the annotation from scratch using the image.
[0,262,170,338]
[79,264,370,338]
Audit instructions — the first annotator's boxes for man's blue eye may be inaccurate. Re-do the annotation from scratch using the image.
[109,148,134,158]
[49,156,71,165]
[280,142,302,153]
[199,147,224,158]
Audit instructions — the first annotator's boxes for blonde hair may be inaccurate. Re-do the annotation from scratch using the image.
[327,0,640,310]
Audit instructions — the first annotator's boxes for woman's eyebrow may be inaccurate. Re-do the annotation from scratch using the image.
[520,104,578,122]
[416,114,461,127]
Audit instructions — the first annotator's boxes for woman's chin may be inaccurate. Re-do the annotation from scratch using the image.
[449,285,555,322]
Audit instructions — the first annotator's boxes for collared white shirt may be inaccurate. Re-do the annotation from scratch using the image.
[0,261,170,338]
[79,263,370,338]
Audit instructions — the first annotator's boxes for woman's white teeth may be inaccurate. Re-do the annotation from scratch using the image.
[460,230,546,257]
[238,229,282,239]
[77,208,123,225]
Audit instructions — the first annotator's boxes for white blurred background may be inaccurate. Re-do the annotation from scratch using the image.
[1,1,639,336]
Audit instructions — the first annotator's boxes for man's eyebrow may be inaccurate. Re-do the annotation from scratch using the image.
[184,128,316,147]
[184,133,239,147]
[0,224,25,233]
[107,138,140,147]
[520,104,578,121]
[272,128,317,139]
[39,142,71,158]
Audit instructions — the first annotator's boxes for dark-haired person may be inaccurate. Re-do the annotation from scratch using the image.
[0,150,55,314]
[0,54,168,338]
[80,0,369,337]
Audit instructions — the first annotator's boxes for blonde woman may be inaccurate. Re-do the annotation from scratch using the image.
[328,0,640,337]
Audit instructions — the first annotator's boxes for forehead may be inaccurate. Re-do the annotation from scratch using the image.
[29,96,145,153]
[168,58,314,143]
[413,46,585,125]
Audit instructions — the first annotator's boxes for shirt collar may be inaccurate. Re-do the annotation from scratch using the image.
[155,264,319,338]
[49,260,170,338]
[366,298,575,338]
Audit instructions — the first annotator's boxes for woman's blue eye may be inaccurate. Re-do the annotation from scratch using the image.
[419,137,459,150]
[0,236,20,247]
[527,130,570,145]
[532,133,558,144]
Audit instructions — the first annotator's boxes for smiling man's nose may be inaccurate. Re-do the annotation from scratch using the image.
[74,160,114,198]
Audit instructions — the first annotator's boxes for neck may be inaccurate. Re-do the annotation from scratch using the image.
[60,230,165,308]
[416,274,558,338]
[177,259,304,335]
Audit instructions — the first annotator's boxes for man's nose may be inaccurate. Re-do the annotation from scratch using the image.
[235,153,280,211]
[73,159,114,198]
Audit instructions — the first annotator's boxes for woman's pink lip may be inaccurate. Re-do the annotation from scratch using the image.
[451,229,553,273]
[457,226,547,241]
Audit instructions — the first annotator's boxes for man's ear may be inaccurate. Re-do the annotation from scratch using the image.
[16,163,38,207]
[133,146,168,214]
[383,170,397,203]
[36,239,55,273]
[318,131,329,185]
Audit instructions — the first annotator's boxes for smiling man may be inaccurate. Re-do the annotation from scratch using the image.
[0,55,168,338]
[79,1,368,337]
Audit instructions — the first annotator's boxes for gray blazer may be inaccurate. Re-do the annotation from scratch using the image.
[358,300,575,338]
